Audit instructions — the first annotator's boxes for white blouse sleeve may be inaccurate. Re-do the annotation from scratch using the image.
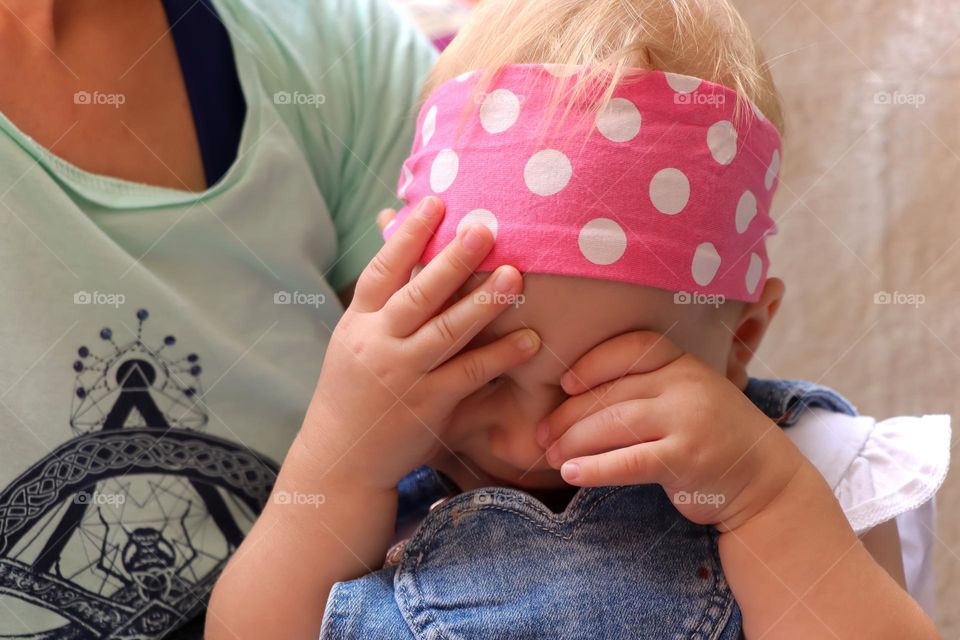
[783,407,951,617]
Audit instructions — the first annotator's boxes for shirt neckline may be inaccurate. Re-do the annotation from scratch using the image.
[0,0,263,210]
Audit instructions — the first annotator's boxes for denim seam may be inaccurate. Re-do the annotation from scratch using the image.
[686,531,736,640]
[319,582,341,639]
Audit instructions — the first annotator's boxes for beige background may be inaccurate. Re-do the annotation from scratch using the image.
[734,0,959,633]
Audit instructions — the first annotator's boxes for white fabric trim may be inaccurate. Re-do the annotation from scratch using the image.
[784,408,950,611]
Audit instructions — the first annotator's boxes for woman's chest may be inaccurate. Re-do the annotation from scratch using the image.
[0,2,206,191]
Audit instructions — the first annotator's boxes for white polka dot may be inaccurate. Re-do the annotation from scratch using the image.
[751,102,766,121]
[649,168,690,215]
[523,150,572,196]
[455,71,475,82]
[692,242,722,286]
[430,149,459,193]
[745,253,763,294]
[596,98,642,143]
[398,163,413,198]
[456,209,499,240]
[707,120,738,165]
[765,149,781,190]
[735,191,757,234]
[543,64,580,78]
[479,89,521,134]
[422,105,438,146]
[665,73,702,94]
[578,218,627,265]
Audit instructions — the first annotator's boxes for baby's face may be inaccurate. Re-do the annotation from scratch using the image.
[424,269,745,490]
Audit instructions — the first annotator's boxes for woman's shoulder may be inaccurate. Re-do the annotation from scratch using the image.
[784,406,951,534]
[214,0,434,70]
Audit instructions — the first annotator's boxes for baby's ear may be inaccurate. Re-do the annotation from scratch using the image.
[725,277,785,389]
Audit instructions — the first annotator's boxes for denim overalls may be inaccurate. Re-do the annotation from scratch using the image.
[320,377,857,639]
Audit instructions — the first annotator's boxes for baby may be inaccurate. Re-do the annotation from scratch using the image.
[208,1,950,637]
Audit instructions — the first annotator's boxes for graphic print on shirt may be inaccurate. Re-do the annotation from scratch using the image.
[0,309,279,639]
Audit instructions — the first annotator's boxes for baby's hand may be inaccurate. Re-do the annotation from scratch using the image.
[538,331,806,530]
[299,197,541,491]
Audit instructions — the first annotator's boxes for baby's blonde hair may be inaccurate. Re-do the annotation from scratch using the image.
[426,0,784,134]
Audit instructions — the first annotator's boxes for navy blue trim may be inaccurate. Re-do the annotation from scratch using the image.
[160,0,245,187]
[396,466,459,533]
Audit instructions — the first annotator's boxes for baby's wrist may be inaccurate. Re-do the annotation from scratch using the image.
[272,434,398,533]
[719,457,831,535]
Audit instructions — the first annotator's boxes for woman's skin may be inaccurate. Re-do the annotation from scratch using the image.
[0,0,358,306]
[0,0,206,190]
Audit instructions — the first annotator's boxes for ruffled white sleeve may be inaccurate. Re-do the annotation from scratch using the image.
[784,408,950,534]
[784,407,951,617]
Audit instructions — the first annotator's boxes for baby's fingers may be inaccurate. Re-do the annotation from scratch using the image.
[352,197,444,313]
[544,400,663,469]
[560,331,684,395]
[537,374,659,447]
[433,329,541,398]
[560,441,674,487]
[405,264,523,364]
[376,209,397,233]
[383,223,495,337]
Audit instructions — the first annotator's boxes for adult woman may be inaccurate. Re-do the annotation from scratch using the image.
[0,0,434,637]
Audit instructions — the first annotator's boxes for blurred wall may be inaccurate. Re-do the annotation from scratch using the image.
[733,0,960,633]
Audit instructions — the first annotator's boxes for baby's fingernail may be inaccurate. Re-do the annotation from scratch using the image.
[462,225,489,251]
[420,197,441,218]
[515,330,539,352]
[494,266,518,293]
[561,461,580,482]
[561,371,577,392]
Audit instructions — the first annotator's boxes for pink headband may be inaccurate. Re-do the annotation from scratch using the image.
[383,64,782,302]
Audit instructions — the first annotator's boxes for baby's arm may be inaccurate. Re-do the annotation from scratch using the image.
[206,199,540,638]
[861,519,908,588]
[205,438,399,638]
[538,331,939,639]
[718,453,935,639]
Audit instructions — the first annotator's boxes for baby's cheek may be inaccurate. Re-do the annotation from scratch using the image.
[441,392,491,444]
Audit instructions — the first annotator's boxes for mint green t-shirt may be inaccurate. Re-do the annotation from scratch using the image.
[0,0,434,636]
